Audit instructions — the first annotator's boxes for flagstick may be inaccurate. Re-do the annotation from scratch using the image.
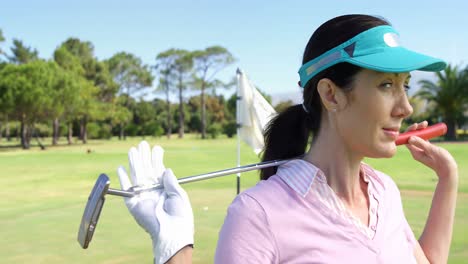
[236,68,242,195]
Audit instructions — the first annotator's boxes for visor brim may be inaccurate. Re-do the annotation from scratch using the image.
[347,47,447,73]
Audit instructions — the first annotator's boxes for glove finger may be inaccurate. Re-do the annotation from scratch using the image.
[162,169,189,202]
[152,145,166,183]
[129,146,143,186]
[138,141,154,184]
[117,166,132,191]
[162,169,193,218]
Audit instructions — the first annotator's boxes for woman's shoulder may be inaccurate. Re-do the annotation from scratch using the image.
[237,176,286,202]
[246,175,287,195]
[227,175,292,214]
[221,179,282,233]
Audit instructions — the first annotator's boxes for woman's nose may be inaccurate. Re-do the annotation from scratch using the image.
[393,92,414,119]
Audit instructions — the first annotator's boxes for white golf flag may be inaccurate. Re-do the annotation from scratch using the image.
[237,70,277,154]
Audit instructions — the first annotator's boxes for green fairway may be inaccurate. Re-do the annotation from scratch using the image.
[0,136,466,263]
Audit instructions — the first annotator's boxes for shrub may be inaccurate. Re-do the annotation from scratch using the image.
[125,123,139,137]
[98,124,113,139]
[207,123,222,139]
[189,115,201,133]
[86,122,100,139]
[142,121,164,137]
[223,121,237,138]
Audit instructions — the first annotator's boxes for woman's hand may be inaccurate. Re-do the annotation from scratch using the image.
[405,121,458,263]
[117,141,194,264]
[405,121,457,181]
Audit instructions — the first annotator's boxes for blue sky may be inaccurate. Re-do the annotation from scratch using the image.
[1,0,467,103]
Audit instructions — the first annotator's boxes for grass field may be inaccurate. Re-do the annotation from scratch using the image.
[0,136,466,263]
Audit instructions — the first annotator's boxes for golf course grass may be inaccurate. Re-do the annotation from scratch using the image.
[0,135,466,263]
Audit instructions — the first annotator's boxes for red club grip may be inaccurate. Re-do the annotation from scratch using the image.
[396,122,447,145]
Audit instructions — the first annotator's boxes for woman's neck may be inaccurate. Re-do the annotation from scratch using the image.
[304,126,367,207]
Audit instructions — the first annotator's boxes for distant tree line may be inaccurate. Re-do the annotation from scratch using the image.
[0,29,255,149]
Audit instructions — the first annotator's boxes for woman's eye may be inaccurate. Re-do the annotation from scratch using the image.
[380,82,393,88]
[404,84,411,92]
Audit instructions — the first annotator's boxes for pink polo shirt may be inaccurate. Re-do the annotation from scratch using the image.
[214,159,417,263]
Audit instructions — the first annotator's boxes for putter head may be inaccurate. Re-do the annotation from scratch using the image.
[77,174,110,249]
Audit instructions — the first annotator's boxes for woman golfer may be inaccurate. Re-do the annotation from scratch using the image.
[117,14,458,264]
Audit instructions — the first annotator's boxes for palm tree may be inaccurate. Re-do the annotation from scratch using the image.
[416,64,468,140]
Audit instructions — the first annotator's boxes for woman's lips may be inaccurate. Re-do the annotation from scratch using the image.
[383,128,400,140]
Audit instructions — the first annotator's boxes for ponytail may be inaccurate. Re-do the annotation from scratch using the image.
[260,85,322,180]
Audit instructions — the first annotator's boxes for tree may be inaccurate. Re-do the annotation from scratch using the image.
[59,38,95,142]
[107,52,153,139]
[58,72,90,145]
[75,80,102,144]
[54,46,84,74]
[3,39,41,146]
[58,38,113,143]
[1,39,40,142]
[416,64,468,140]
[192,46,235,138]
[110,95,133,140]
[52,46,85,145]
[0,61,56,149]
[226,93,237,121]
[94,61,118,103]
[59,38,95,78]
[133,100,156,126]
[157,49,193,138]
[59,38,117,100]
[151,98,173,136]
[133,100,162,137]
[156,76,174,138]
[8,39,39,64]
[155,52,178,138]
[107,52,153,98]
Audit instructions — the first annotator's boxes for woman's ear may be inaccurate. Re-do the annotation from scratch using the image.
[317,78,347,112]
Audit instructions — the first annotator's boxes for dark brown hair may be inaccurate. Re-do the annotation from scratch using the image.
[260,14,390,180]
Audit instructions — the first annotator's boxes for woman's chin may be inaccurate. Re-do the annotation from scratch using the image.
[368,143,397,158]
[379,144,398,158]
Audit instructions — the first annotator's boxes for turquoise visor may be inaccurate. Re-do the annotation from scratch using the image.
[298,25,447,88]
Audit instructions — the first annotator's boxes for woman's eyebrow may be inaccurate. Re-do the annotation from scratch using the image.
[391,73,411,79]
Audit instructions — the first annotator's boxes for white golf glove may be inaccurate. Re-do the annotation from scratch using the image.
[117,141,194,264]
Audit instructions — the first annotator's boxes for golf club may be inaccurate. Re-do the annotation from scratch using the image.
[77,157,292,249]
[77,122,447,249]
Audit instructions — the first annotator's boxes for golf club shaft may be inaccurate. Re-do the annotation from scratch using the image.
[107,158,293,197]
